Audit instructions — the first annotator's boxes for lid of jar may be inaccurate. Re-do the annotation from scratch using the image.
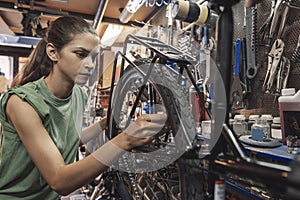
[234,114,245,120]
[248,115,260,120]
[273,117,281,124]
[261,114,273,120]
[281,88,295,96]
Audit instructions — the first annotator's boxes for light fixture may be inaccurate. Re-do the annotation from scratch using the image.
[119,0,146,23]
[100,24,124,47]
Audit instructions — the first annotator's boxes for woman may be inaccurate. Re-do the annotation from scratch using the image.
[0,15,166,199]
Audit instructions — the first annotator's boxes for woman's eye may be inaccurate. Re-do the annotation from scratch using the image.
[75,52,88,59]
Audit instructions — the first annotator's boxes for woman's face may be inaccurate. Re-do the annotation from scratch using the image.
[55,32,99,86]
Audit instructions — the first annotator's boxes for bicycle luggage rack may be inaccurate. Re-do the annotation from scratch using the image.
[106,34,205,140]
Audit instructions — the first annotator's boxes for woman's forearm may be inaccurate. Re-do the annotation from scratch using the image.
[80,117,106,145]
[51,134,129,196]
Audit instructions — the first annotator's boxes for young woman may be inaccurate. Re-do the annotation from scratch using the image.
[0,15,166,199]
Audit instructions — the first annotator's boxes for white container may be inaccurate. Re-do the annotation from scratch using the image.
[233,115,247,137]
[251,118,270,141]
[278,88,300,145]
[271,117,282,140]
[248,115,260,132]
[260,114,273,140]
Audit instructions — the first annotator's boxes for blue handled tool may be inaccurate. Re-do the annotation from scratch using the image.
[230,38,244,109]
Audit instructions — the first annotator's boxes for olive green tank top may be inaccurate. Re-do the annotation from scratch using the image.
[0,77,87,200]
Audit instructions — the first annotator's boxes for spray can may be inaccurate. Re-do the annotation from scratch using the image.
[189,82,205,124]
[214,178,225,200]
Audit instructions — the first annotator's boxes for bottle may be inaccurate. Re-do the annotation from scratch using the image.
[189,82,205,124]
[214,177,225,200]
[248,115,260,134]
[233,115,247,137]
[271,117,282,140]
[278,88,300,145]
[260,114,273,140]
[229,118,234,130]
[251,118,269,141]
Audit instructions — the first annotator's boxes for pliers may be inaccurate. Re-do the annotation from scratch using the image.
[262,38,285,93]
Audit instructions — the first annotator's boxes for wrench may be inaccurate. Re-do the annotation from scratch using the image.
[245,6,258,79]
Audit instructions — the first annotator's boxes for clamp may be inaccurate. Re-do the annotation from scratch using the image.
[262,39,285,93]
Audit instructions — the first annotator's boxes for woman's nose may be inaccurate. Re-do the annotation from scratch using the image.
[84,57,95,71]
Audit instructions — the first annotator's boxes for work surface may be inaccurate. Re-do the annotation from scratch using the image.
[245,144,300,163]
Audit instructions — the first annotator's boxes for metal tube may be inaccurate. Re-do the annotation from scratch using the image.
[92,0,107,29]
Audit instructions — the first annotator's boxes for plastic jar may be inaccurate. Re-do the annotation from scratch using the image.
[261,114,273,125]
[271,117,282,140]
[229,118,234,130]
[260,114,273,140]
[278,88,300,145]
[248,115,260,134]
[251,118,269,141]
[233,115,247,137]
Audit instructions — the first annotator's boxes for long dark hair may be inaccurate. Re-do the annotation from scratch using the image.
[11,15,98,87]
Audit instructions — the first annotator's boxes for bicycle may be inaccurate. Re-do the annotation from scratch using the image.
[84,1,300,199]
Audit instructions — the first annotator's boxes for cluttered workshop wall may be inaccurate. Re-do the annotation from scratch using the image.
[232,0,300,117]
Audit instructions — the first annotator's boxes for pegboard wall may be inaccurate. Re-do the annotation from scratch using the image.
[232,0,300,117]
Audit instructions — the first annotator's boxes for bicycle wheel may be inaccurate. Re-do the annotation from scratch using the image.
[109,60,197,164]
[104,60,206,199]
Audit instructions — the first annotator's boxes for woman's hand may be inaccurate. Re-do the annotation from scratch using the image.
[99,117,107,130]
[112,114,168,150]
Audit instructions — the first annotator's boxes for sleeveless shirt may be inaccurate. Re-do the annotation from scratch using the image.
[0,77,87,199]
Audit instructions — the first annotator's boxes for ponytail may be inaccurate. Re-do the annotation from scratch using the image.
[11,38,52,87]
[10,15,98,88]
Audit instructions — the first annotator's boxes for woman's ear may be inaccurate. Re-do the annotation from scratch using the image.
[46,43,58,62]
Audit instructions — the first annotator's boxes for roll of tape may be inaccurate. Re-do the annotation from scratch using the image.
[172,0,209,25]
[185,1,200,23]
[195,5,209,25]
[172,0,190,21]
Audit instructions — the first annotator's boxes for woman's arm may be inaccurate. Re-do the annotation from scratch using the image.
[80,117,106,145]
[6,95,164,196]
[6,95,113,195]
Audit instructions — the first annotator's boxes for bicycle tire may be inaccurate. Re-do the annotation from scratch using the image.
[106,61,205,199]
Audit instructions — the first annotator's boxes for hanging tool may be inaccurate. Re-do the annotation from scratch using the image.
[269,0,289,41]
[258,0,276,46]
[201,26,214,97]
[241,38,251,94]
[244,5,258,79]
[275,56,290,96]
[240,38,251,108]
[230,39,243,109]
[262,39,285,93]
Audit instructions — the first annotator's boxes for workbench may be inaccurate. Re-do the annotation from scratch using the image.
[225,143,298,199]
[245,144,299,163]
